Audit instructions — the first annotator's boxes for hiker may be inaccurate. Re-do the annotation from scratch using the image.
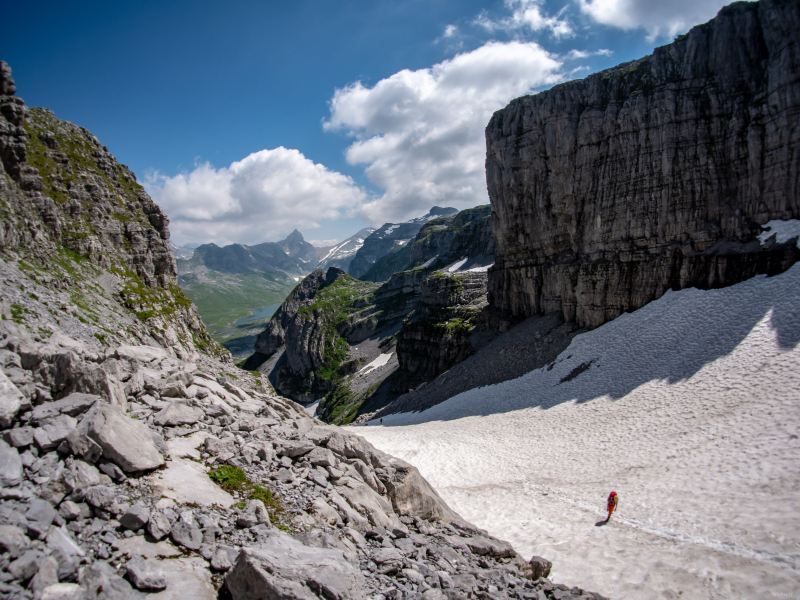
[606,491,618,521]
[380,418,383,425]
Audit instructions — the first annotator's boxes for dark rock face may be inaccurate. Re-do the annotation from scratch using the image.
[360,205,495,283]
[348,207,458,279]
[394,272,489,393]
[486,0,800,328]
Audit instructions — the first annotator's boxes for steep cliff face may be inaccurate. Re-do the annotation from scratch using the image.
[0,61,224,360]
[394,271,489,393]
[486,0,800,328]
[360,205,496,282]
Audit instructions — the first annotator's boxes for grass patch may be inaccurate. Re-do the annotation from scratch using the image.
[208,465,286,527]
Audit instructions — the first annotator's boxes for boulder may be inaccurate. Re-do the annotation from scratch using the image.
[154,402,203,427]
[278,439,315,458]
[0,524,29,558]
[171,521,202,551]
[25,498,56,539]
[4,426,33,447]
[335,477,399,530]
[225,532,366,600]
[125,556,167,591]
[306,446,336,468]
[0,438,22,487]
[236,500,271,528]
[32,392,99,422]
[120,504,150,530]
[33,414,77,450]
[78,403,165,472]
[79,559,144,599]
[527,555,552,580]
[0,369,24,428]
[40,583,84,600]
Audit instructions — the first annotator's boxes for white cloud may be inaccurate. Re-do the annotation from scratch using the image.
[476,0,573,38]
[578,0,736,40]
[324,41,562,225]
[308,239,340,247]
[443,24,458,38]
[144,147,366,246]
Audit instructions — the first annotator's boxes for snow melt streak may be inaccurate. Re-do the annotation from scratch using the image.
[353,265,800,600]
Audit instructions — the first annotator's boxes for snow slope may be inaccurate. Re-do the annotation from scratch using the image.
[351,263,800,600]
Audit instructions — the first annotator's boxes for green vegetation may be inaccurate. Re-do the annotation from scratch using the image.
[178,271,294,341]
[208,465,286,528]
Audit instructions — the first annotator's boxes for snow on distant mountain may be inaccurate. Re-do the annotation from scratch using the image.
[170,242,199,260]
[316,227,376,272]
[348,207,458,278]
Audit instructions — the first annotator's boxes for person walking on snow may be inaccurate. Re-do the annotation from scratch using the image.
[606,491,618,522]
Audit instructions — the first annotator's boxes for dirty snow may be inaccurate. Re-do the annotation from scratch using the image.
[466,263,493,272]
[448,258,469,272]
[758,219,800,247]
[358,352,394,375]
[353,263,800,600]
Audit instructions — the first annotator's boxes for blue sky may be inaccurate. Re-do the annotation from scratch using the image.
[2,0,736,247]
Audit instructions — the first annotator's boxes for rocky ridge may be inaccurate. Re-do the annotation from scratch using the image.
[317,228,377,273]
[348,208,458,280]
[486,0,800,328]
[360,206,495,283]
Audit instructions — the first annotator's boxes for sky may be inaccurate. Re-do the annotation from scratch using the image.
[1,0,739,247]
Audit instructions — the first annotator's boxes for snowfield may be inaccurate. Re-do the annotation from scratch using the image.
[351,262,800,600]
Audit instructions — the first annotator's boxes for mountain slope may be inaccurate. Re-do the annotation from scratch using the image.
[176,230,319,352]
[360,205,495,282]
[316,227,375,272]
[348,206,458,278]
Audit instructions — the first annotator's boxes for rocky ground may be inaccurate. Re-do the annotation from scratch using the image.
[0,255,608,600]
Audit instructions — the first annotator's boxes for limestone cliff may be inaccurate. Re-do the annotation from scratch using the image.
[486,0,800,328]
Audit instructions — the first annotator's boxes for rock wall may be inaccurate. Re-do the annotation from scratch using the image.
[486,0,800,328]
[394,272,489,393]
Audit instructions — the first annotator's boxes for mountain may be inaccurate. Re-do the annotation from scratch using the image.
[348,206,458,278]
[359,205,495,282]
[316,227,375,272]
[175,230,318,353]
[170,241,198,260]
[486,0,799,328]
[0,60,557,600]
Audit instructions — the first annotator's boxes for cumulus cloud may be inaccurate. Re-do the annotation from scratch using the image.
[578,0,734,40]
[324,41,562,225]
[144,147,366,246]
[475,0,573,38]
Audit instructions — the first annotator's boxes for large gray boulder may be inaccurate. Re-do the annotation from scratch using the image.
[78,404,165,472]
[32,392,99,422]
[226,531,366,600]
[153,402,203,427]
[0,369,24,428]
[0,438,22,487]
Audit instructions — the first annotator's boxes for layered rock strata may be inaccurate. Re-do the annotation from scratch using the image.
[486,0,800,328]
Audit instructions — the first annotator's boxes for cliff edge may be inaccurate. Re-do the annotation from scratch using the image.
[486,0,800,328]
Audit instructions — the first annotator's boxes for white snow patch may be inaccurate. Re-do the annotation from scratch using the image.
[292,276,299,281]
[352,265,800,599]
[384,225,399,235]
[467,263,493,272]
[358,353,394,375]
[303,400,320,417]
[448,258,469,272]
[758,219,800,248]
